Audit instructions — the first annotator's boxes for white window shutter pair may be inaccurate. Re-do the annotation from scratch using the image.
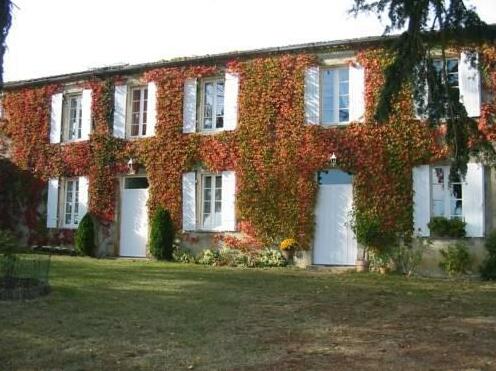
[304,63,365,124]
[182,171,236,231]
[113,82,157,138]
[46,176,89,228]
[459,52,481,118]
[50,90,92,143]
[182,72,239,133]
[412,163,484,238]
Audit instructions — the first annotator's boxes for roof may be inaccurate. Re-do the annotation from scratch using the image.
[3,34,394,90]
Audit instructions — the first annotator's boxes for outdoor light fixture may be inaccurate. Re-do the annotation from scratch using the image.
[330,152,337,167]
[127,158,137,175]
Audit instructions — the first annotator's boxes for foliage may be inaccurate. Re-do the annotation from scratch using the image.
[391,237,431,277]
[149,207,175,260]
[369,246,392,270]
[439,242,472,276]
[351,0,496,180]
[257,248,287,267]
[480,230,496,280]
[428,216,466,238]
[74,213,96,256]
[4,45,496,252]
[196,249,221,266]
[279,238,297,251]
[172,247,195,264]
[351,211,396,255]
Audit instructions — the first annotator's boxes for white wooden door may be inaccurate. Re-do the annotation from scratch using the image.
[314,170,357,265]
[120,177,149,257]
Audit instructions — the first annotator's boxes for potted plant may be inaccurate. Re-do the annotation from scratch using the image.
[279,238,298,264]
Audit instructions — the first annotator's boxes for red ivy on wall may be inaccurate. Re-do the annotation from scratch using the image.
[1,46,494,249]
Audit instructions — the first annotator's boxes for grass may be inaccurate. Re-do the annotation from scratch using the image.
[1,257,496,370]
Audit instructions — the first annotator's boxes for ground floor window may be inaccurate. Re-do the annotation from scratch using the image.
[63,178,80,228]
[201,173,222,230]
[431,166,463,219]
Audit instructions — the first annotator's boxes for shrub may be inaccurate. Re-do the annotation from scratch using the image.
[257,248,287,267]
[369,246,392,271]
[75,214,96,256]
[480,230,496,280]
[439,242,472,276]
[391,237,430,277]
[217,248,249,267]
[173,248,195,264]
[149,207,175,260]
[428,217,466,238]
[351,211,396,256]
[197,249,221,265]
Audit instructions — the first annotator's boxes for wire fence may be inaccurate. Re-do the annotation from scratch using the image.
[0,253,51,284]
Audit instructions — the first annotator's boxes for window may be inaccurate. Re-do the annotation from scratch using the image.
[128,86,148,137]
[63,178,80,227]
[321,67,349,124]
[124,177,149,189]
[201,78,224,131]
[63,93,82,141]
[432,58,460,102]
[431,166,463,219]
[201,174,222,230]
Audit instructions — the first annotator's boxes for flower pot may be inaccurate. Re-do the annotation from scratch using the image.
[355,258,369,272]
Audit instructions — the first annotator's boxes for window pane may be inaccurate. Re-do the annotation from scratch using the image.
[433,168,444,185]
[450,200,463,216]
[216,82,224,127]
[131,124,139,136]
[432,184,444,201]
[133,89,141,100]
[322,70,335,123]
[451,183,462,199]
[125,177,149,189]
[432,200,445,217]
[204,201,211,214]
[215,176,222,189]
[205,176,212,188]
[204,83,214,126]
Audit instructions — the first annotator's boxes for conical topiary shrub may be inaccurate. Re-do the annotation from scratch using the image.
[149,207,175,260]
[75,213,96,256]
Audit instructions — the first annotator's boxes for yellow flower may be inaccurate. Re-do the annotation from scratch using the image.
[280,238,297,251]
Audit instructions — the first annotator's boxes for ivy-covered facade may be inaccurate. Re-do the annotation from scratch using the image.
[1,36,495,266]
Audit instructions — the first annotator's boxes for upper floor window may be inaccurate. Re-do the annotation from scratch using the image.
[201,78,224,131]
[128,86,148,137]
[431,166,463,219]
[63,93,82,141]
[432,58,460,102]
[321,67,349,124]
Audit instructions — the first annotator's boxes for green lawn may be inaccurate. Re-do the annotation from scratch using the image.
[1,257,496,370]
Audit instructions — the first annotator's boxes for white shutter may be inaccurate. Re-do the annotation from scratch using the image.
[78,176,89,222]
[349,63,365,122]
[50,93,63,144]
[146,81,157,137]
[183,78,197,133]
[413,165,431,237]
[304,67,320,125]
[463,163,484,237]
[113,84,127,138]
[221,171,236,231]
[47,178,59,228]
[81,89,92,140]
[223,72,239,131]
[459,52,481,117]
[182,172,196,231]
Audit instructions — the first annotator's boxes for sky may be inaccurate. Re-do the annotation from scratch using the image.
[4,0,496,82]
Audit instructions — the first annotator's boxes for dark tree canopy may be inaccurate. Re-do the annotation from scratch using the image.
[351,0,496,179]
[0,0,12,89]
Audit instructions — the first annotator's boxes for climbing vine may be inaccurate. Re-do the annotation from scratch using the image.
[1,45,494,250]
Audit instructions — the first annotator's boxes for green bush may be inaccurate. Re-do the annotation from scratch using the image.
[391,237,430,277]
[149,207,175,260]
[0,229,18,256]
[173,248,195,264]
[257,248,287,267]
[197,249,221,265]
[480,230,496,280]
[75,214,96,256]
[428,217,466,238]
[439,242,472,276]
[351,211,396,255]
